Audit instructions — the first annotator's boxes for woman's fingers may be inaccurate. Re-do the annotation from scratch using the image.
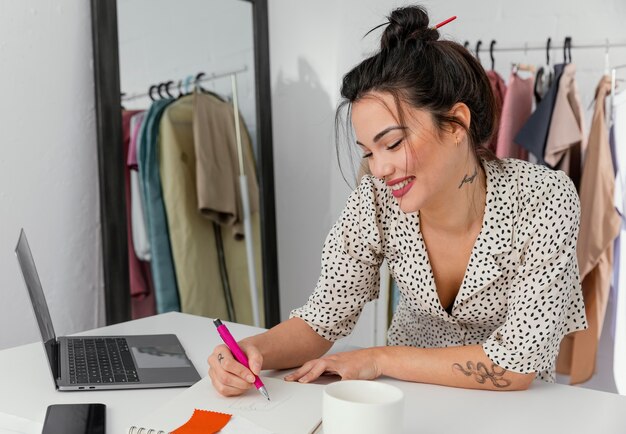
[299,359,333,383]
[241,342,263,376]
[284,360,314,381]
[208,344,258,397]
[285,359,335,383]
[207,344,230,370]
[209,367,251,397]
[220,356,257,384]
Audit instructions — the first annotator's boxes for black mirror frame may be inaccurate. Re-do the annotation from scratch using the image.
[90,0,280,328]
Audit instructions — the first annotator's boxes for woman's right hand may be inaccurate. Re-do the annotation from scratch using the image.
[207,341,264,397]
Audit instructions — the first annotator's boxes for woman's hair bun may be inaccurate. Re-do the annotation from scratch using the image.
[380,5,439,50]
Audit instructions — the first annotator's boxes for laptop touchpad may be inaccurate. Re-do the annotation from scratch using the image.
[131,345,192,369]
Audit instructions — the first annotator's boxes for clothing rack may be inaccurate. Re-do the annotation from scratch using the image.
[121,66,248,102]
[122,64,262,327]
[469,40,626,53]
[230,73,261,328]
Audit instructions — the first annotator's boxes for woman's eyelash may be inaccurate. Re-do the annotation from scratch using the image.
[387,139,403,150]
[361,139,404,159]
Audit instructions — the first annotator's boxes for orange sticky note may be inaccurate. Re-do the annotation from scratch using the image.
[171,409,232,434]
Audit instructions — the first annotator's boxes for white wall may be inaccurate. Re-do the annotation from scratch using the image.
[0,0,102,350]
[117,0,258,148]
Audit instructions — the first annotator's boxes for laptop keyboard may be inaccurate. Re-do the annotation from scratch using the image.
[67,337,139,384]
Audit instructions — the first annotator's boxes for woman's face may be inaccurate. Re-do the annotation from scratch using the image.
[351,91,469,214]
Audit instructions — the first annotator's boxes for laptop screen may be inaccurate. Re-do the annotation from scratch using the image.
[15,229,59,379]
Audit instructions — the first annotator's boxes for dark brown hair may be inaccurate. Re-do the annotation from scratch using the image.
[336,5,501,183]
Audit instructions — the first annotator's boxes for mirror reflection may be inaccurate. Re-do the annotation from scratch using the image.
[117,0,265,326]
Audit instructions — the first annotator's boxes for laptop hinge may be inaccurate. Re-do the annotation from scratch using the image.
[53,339,62,380]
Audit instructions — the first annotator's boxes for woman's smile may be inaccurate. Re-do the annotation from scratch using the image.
[388,176,416,198]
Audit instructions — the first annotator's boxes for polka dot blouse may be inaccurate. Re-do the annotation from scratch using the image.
[290,158,588,382]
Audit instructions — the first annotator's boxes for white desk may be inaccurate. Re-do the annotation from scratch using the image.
[1,312,626,433]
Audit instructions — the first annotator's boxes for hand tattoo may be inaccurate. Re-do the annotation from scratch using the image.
[452,361,512,388]
[458,167,478,189]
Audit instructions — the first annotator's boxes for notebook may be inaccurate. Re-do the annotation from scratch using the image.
[14,229,200,391]
[126,376,324,434]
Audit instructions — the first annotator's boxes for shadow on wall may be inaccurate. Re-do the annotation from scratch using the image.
[272,57,336,320]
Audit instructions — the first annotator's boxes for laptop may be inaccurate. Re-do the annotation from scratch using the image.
[15,229,201,391]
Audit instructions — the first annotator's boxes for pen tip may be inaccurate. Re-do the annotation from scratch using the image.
[260,386,270,401]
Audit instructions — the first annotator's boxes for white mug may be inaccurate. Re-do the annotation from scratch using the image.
[322,380,404,434]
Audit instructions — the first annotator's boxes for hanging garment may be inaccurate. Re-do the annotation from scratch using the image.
[495,72,532,160]
[515,64,565,164]
[485,70,507,154]
[159,92,264,325]
[613,88,626,394]
[543,63,586,191]
[556,76,621,384]
[137,98,181,313]
[122,110,157,319]
[129,112,151,261]
[193,91,259,240]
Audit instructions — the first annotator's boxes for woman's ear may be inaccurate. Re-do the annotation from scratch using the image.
[448,102,471,140]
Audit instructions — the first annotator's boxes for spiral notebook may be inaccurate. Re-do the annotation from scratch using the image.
[126,376,324,434]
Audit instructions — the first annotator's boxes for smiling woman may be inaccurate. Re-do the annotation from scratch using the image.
[206,4,587,396]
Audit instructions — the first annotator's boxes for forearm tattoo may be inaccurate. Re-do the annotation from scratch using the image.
[458,167,478,188]
[452,361,512,388]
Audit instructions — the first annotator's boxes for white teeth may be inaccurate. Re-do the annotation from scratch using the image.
[391,178,413,191]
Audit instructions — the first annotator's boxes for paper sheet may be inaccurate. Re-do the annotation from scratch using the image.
[130,376,323,434]
[220,415,274,434]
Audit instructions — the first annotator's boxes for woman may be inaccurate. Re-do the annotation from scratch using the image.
[208,5,586,393]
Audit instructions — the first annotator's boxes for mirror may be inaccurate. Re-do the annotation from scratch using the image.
[90,0,279,328]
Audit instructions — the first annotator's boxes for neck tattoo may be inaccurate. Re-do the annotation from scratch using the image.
[458,167,478,189]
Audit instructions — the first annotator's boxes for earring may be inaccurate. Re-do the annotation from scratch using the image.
[455,136,459,146]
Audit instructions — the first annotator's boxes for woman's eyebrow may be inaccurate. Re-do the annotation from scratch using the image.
[356,126,406,146]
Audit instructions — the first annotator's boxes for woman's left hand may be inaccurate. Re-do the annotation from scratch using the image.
[284,348,383,383]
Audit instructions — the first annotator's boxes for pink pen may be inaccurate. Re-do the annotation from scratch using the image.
[213,319,270,400]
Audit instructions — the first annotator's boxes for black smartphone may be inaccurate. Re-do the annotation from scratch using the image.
[42,403,106,434]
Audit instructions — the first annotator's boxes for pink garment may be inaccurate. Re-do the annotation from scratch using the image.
[486,70,507,154]
[127,111,146,169]
[122,110,157,319]
[495,72,533,160]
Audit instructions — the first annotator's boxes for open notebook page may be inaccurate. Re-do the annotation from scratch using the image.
[127,376,324,434]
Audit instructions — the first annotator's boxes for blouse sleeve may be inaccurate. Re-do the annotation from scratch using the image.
[290,177,385,341]
[482,170,587,374]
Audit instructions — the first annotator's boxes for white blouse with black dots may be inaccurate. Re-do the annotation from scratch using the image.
[290,158,588,382]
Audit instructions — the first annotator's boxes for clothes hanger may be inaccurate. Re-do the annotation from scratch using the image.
[534,67,545,104]
[195,72,206,92]
[475,40,482,64]
[194,71,227,102]
[533,37,553,100]
[148,85,157,101]
[183,75,194,94]
[157,82,168,99]
[489,39,496,71]
[511,42,536,76]
[164,80,175,98]
[563,36,572,64]
[546,37,554,85]
[463,40,470,51]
